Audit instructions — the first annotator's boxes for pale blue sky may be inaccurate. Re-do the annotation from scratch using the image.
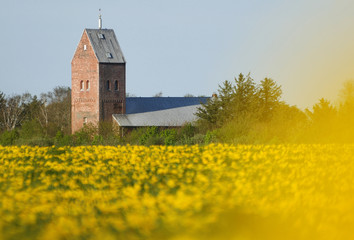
[1,0,354,108]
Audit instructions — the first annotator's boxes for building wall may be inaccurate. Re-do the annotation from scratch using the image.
[71,31,99,133]
[99,63,126,122]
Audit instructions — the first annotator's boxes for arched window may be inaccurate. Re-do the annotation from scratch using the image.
[83,117,87,125]
[80,81,84,91]
[106,80,110,90]
[114,80,118,91]
[86,80,90,90]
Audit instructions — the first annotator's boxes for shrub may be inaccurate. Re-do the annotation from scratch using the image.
[72,123,97,145]
[204,130,217,144]
[179,123,196,138]
[92,135,104,145]
[190,133,205,144]
[55,131,73,146]
[15,137,54,146]
[160,129,178,145]
[0,130,19,146]
[19,120,44,139]
[139,127,160,145]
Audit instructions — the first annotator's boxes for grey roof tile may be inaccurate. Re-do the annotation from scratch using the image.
[85,29,125,63]
[113,105,201,127]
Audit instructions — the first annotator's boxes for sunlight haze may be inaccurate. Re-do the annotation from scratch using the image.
[0,0,353,108]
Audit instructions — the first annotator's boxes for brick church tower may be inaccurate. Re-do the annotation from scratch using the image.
[71,17,126,133]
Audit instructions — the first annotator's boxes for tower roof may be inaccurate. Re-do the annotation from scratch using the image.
[85,29,125,63]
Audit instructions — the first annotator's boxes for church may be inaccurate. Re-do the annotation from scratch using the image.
[71,16,208,133]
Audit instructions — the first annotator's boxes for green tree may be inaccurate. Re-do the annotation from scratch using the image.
[217,80,234,122]
[339,80,354,106]
[0,93,33,131]
[305,98,337,142]
[41,86,71,136]
[196,95,220,125]
[22,95,43,124]
[230,73,257,118]
[336,81,354,142]
[257,78,282,121]
[17,95,48,141]
[338,80,354,120]
[307,98,336,124]
[196,73,258,126]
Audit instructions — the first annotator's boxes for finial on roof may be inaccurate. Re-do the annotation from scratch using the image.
[99,9,102,29]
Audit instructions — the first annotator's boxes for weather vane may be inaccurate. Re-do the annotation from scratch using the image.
[99,8,102,29]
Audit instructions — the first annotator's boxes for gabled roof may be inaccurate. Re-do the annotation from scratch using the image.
[85,29,125,63]
[113,105,201,127]
[113,97,210,127]
[126,97,209,114]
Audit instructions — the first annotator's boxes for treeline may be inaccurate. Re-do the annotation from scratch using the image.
[0,86,211,146]
[1,73,354,146]
[196,73,354,144]
[0,87,71,145]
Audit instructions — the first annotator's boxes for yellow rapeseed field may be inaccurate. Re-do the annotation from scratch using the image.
[1,144,354,240]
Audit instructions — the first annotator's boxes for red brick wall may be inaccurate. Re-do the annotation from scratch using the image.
[71,30,126,133]
[99,63,126,122]
[71,31,99,133]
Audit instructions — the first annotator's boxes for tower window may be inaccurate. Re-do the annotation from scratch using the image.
[106,80,110,90]
[80,81,84,91]
[86,80,90,90]
[83,117,88,125]
[114,80,118,91]
[84,45,87,51]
